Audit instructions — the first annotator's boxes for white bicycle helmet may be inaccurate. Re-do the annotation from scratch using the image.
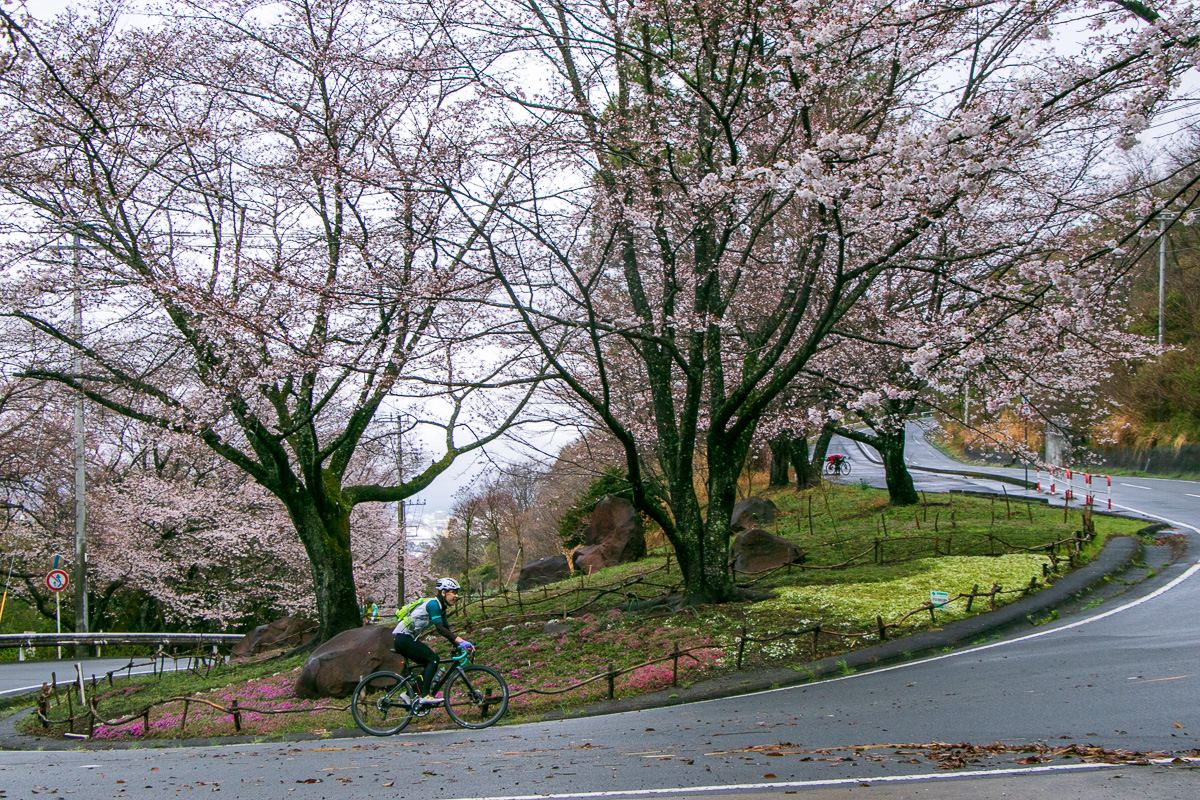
[435,577,461,592]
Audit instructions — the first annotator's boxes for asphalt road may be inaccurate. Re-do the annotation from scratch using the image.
[1,425,1198,798]
[0,656,192,699]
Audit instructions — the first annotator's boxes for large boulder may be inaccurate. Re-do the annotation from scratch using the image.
[730,496,778,532]
[586,496,645,559]
[728,528,805,576]
[231,616,318,661]
[517,554,571,590]
[294,626,407,699]
[571,544,611,575]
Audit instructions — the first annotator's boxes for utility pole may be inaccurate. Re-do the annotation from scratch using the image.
[67,234,89,654]
[1159,212,1179,350]
[396,416,407,608]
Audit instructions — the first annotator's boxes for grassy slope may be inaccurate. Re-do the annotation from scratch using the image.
[20,484,1145,742]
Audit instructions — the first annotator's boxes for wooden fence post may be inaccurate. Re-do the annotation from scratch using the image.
[965,583,978,613]
[812,625,821,658]
[989,583,1000,610]
[671,644,680,687]
[876,615,887,641]
[230,698,241,732]
[606,664,616,700]
[181,699,190,731]
[37,687,49,729]
[735,625,748,671]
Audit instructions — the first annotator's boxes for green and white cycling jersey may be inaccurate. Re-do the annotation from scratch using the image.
[392,597,450,640]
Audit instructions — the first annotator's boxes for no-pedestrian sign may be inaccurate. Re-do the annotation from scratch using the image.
[46,569,69,592]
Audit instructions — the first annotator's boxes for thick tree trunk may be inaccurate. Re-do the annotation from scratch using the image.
[672,513,737,604]
[768,435,791,488]
[656,438,743,606]
[800,427,836,489]
[879,430,919,505]
[285,493,362,643]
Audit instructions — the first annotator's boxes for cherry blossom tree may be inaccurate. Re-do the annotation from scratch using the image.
[801,184,1165,503]
[456,0,1198,603]
[0,0,538,640]
[0,378,306,629]
[0,364,411,629]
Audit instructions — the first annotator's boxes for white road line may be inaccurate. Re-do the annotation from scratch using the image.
[734,559,1200,699]
[1187,494,1200,499]
[444,762,1126,800]
[0,666,178,698]
[1108,504,1200,536]
[1120,483,1152,490]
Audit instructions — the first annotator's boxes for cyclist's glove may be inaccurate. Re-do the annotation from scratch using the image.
[458,640,474,651]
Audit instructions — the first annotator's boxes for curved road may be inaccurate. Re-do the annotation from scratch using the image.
[2,426,1198,798]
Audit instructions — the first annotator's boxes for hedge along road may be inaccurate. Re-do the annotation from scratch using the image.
[1,435,1199,798]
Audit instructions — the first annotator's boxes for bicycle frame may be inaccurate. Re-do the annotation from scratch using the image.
[351,646,509,735]
[404,648,472,696]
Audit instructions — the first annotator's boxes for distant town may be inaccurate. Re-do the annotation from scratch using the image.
[406,509,450,555]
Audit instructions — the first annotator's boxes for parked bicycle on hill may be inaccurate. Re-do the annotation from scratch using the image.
[351,645,509,735]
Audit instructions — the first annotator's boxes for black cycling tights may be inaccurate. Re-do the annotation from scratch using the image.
[393,634,438,695]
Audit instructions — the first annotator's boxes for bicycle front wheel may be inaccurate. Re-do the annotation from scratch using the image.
[840,462,851,475]
[351,671,414,736]
[444,665,509,729]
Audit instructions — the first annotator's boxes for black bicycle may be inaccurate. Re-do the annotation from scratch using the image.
[351,646,509,735]
[824,456,851,476]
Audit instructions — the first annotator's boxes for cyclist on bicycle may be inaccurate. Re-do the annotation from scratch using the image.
[392,578,472,705]
[827,453,847,470]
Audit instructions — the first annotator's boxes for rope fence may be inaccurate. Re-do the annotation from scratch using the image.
[29,503,1102,740]
[34,527,1091,740]
[455,560,681,629]
[741,504,1099,584]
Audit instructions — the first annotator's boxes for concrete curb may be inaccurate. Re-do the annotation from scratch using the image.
[0,531,1149,751]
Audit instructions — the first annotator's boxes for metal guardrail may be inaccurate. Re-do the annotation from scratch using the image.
[0,632,244,649]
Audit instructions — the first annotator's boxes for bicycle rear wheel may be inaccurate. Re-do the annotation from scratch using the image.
[444,665,509,729]
[351,671,415,736]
